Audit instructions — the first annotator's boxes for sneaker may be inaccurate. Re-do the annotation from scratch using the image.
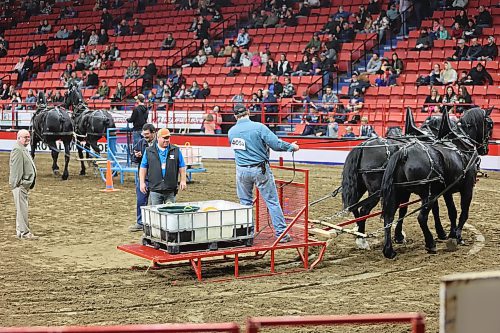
[18,232,38,240]
[128,224,143,232]
[278,234,292,243]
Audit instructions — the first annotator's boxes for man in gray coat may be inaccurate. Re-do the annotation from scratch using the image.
[9,129,37,239]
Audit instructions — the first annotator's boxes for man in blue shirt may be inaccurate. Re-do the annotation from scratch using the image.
[228,106,299,242]
[139,128,187,205]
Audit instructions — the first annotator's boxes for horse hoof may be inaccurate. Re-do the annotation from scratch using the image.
[62,175,69,181]
[425,246,438,254]
[394,237,405,244]
[80,171,86,176]
[53,169,60,176]
[355,238,370,250]
[446,238,458,251]
[383,248,397,259]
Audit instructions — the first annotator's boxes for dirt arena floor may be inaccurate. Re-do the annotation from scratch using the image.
[1,153,499,332]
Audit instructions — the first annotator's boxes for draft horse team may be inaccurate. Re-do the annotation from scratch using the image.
[26,87,494,258]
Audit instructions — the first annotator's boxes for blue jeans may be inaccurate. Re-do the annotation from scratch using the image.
[135,179,149,225]
[132,131,142,147]
[236,164,287,238]
[150,191,176,205]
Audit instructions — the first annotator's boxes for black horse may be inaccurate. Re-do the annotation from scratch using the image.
[380,107,493,259]
[341,109,453,249]
[31,92,74,180]
[65,86,116,175]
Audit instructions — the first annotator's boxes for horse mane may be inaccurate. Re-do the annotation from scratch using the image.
[404,107,428,137]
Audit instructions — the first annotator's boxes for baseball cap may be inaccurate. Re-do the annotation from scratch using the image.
[157,128,171,138]
[352,71,359,76]
[233,104,247,116]
[134,93,145,102]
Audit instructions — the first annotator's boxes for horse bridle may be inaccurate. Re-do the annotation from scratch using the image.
[458,110,493,154]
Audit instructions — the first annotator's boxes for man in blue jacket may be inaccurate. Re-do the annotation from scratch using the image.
[228,106,299,242]
[129,123,156,232]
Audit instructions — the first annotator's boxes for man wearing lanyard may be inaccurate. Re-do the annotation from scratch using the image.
[228,106,299,242]
[129,123,156,232]
[139,128,187,205]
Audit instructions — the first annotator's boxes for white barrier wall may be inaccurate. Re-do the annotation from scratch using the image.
[440,271,500,333]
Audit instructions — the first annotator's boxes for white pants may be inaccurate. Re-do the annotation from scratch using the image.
[12,187,30,236]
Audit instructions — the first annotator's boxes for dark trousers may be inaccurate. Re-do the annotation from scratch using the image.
[135,179,149,225]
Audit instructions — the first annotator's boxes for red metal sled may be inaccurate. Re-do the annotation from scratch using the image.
[118,166,327,281]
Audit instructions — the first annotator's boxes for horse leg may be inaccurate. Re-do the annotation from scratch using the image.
[355,195,380,250]
[382,197,399,259]
[394,192,410,244]
[62,140,70,180]
[30,136,37,160]
[455,186,474,245]
[431,201,448,241]
[417,195,436,254]
[49,140,60,175]
[77,142,86,176]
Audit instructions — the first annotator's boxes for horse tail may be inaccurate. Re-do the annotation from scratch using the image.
[341,145,363,210]
[381,149,406,217]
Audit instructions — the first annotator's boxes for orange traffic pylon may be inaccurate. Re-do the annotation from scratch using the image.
[101,160,120,192]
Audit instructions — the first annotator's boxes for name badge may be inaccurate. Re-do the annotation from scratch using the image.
[169,154,175,159]
[231,138,246,150]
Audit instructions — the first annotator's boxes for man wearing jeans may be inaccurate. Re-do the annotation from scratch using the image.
[228,106,299,242]
[139,128,187,205]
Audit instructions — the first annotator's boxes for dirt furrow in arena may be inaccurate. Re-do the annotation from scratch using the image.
[1,154,500,332]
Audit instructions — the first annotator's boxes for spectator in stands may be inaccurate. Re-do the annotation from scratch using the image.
[60,5,78,19]
[362,16,375,33]
[441,86,458,113]
[198,81,211,99]
[437,25,450,40]
[304,34,321,53]
[132,18,145,35]
[19,56,34,83]
[386,3,399,24]
[463,19,481,41]
[333,5,350,21]
[262,89,279,132]
[320,16,337,35]
[440,61,458,85]
[91,79,110,100]
[311,86,338,113]
[451,0,468,10]
[235,28,250,48]
[264,59,278,76]
[475,5,492,28]
[174,84,187,99]
[37,19,51,34]
[263,10,279,28]
[276,53,292,76]
[283,10,298,27]
[11,91,22,110]
[70,25,83,49]
[359,116,376,137]
[390,53,404,74]
[365,53,383,74]
[448,39,468,61]
[456,85,473,113]
[450,22,463,40]
[231,89,245,105]
[280,77,295,98]
[12,57,24,74]
[101,8,113,30]
[0,44,6,57]
[413,29,433,50]
[87,30,99,46]
[111,82,126,102]
[145,58,158,77]
[107,44,120,61]
[0,36,8,50]
[339,21,355,43]
[195,17,210,40]
[97,28,109,45]
[68,71,83,88]
[454,10,468,28]
[296,2,311,17]
[184,81,200,99]
[161,33,176,50]
[61,72,71,87]
[185,49,207,67]
[373,11,390,43]
[111,0,123,8]
[99,53,112,70]
[53,91,64,103]
[259,49,271,64]
[85,69,99,88]
[478,36,497,60]
[458,70,473,85]
[343,126,356,138]
[0,83,9,100]
[468,63,493,85]
[55,25,70,39]
[202,106,223,134]
[248,11,264,29]
[374,68,398,86]
[116,19,130,36]
[304,0,320,8]
[26,43,36,58]
[346,89,364,122]
[212,9,223,22]
[249,93,262,119]
[25,89,37,106]
[292,55,312,76]
[201,39,214,56]
[240,49,252,67]
[465,38,482,60]
[347,71,370,97]
[422,88,442,113]
[269,75,283,97]
[301,107,323,136]
[74,52,90,71]
[187,18,198,32]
